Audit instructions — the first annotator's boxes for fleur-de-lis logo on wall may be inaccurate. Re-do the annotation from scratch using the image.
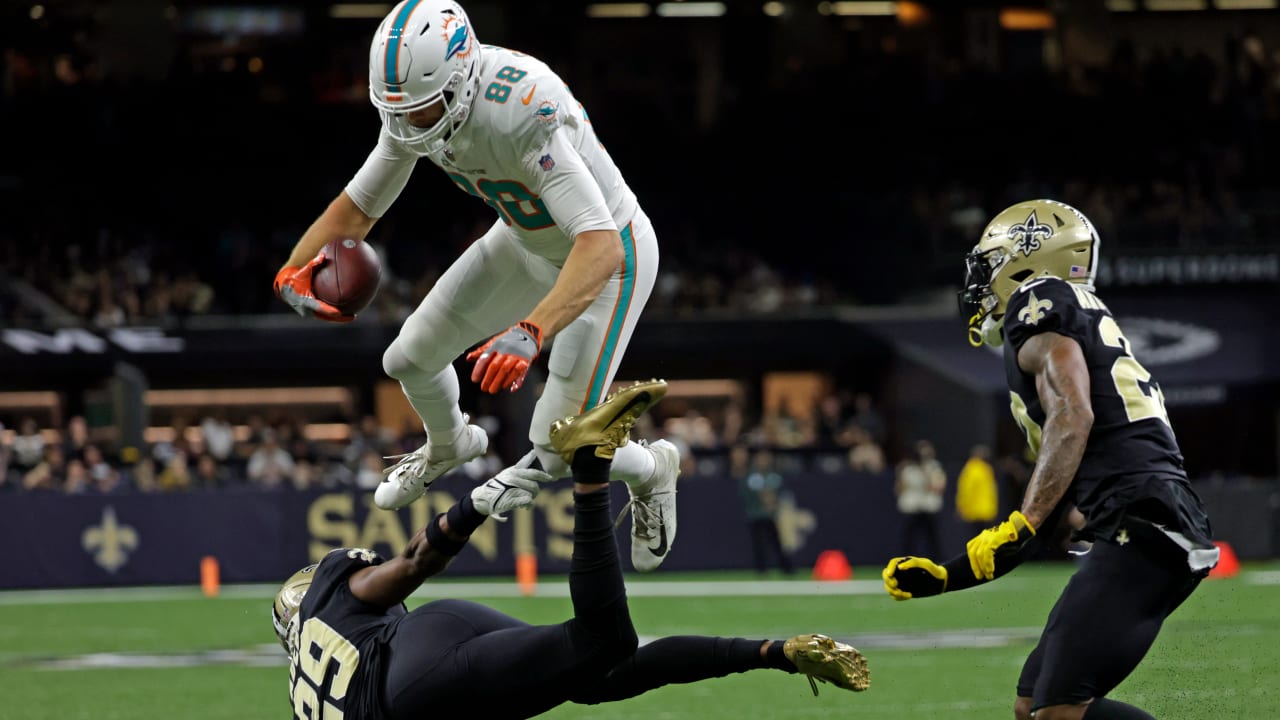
[82,506,139,573]
[776,494,817,553]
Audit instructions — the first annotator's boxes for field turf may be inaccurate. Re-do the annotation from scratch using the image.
[1,562,1275,719]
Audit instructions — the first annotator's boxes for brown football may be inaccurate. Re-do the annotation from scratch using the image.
[311,238,381,316]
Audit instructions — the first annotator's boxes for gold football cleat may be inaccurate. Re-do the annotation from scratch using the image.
[783,633,870,695]
[549,379,668,462]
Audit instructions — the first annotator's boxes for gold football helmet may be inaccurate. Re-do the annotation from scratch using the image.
[271,563,318,654]
[960,199,1101,347]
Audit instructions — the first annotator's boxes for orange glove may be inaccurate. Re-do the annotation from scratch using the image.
[466,320,542,394]
[273,252,354,323]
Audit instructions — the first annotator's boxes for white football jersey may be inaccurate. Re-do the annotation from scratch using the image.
[346,45,638,266]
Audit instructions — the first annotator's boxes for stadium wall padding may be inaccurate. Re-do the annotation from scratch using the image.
[0,473,1267,589]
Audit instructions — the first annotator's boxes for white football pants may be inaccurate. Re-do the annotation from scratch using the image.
[382,209,659,479]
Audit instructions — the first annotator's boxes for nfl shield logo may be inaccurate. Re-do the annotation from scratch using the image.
[538,154,556,172]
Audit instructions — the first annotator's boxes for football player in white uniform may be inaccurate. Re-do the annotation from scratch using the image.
[273,0,679,571]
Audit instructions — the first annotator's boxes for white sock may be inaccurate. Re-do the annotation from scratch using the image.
[398,367,466,452]
[610,441,656,488]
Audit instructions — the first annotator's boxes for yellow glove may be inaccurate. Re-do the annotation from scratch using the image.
[965,510,1036,581]
[882,556,948,601]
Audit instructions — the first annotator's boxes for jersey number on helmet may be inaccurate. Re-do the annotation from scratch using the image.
[1098,316,1171,427]
[447,173,555,230]
[290,618,359,720]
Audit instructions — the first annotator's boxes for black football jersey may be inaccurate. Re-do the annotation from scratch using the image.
[288,548,407,720]
[1002,278,1212,546]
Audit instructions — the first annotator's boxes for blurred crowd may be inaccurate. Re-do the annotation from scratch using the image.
[4,8,1280,326]
[0,388,903,495]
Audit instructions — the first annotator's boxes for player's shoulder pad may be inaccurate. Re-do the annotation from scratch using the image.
[316,547,384,582]
[1005,276,1104,350]
[477,47,577,158]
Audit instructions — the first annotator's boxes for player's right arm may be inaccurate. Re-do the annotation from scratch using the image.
[275,130,417,319]
[345,514,470,609]
[347,459,550,608]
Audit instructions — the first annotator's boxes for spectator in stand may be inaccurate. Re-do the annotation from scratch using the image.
[158,451,194,491]
[850,393,886,447]
[847,427,885,473]
[83,444,120,490]
[955,444,999,536]
[248,429,295,489]
[64,459,91,494]
[24,444,67,492]
[62,415,91,462]
[894,440,946,559]
[11,417,45,475]
[737,447,795,576]
[200,411,236,463]
[194,453,231,488]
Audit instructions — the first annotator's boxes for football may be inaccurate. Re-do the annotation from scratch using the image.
[311,238,382,316]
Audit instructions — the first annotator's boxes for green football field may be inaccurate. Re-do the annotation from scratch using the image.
[1,562,1276,720]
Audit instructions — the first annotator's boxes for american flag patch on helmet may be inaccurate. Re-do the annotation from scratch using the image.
[1070,265,1087,278]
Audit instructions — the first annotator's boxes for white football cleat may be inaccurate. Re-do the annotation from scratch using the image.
[625,439,680,572]
[375,420,488,510]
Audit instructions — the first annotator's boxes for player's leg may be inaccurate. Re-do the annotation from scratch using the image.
[384,382,662,720]
[527,213,661,479]
[1029,535,1207,720]
[377,222,556,509]
[528,212,680,571]
[571,633,869,705]
[1015,626,1047,720]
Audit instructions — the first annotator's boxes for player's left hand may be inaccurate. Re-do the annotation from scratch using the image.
[466,320,543,394]
[470,452,554,521]
[965,510,1036,581]
[883,556,948,600]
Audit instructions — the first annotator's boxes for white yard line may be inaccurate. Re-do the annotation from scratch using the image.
[1,568,1276,605]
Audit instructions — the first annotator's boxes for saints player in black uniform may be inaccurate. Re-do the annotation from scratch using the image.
[273,380,870,720]
[881,200,1218,720]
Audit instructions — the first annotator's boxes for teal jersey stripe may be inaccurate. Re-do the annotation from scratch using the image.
[585,224,637,409]
[385,0,424,91]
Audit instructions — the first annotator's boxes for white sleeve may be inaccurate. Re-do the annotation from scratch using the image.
[523,129,616,239]
[344,128,419,218]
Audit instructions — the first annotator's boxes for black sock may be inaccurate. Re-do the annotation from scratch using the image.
[572,447,612,484]
[1084,698,1157,720]
[766,640,797,672]
[568,484,637,656]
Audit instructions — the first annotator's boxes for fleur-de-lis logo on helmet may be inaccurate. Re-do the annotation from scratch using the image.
[1008,210,1054,257]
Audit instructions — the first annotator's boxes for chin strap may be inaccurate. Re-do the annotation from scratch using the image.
[967,313,985,347]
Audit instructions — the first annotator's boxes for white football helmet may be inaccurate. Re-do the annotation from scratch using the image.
[368,0,482,155]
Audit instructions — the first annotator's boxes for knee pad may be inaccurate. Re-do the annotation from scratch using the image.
[383,311,467,379]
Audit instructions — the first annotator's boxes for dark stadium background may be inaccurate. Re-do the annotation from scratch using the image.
[1,0,1278,588]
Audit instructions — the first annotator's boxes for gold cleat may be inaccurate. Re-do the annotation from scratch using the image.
[549,379,668,463]
[783,633,870,695]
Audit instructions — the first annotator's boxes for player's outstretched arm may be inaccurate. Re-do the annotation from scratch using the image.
[348,460,552,608]
[283,192,377,270]
[274,192,377,322]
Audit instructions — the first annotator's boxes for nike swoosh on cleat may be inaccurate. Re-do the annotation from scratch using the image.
[649,508,669,557]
